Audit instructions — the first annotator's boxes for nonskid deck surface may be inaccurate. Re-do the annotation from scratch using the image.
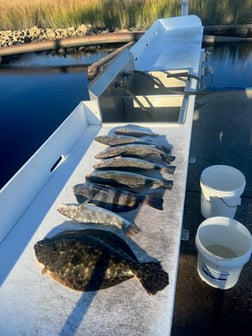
[0,122,193,335]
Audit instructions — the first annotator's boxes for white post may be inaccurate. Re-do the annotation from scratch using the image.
[181,0,189,16]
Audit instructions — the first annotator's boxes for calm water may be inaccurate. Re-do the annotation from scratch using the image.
[0,43,252,188]
[0,52,106,188]
[204,42,252,89]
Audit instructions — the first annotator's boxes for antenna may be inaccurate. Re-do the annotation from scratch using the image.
[181,0,189,16]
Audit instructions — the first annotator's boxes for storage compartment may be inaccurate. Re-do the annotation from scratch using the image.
[125,70,189,95]
[97,70,191,123]
[101,94,187,122]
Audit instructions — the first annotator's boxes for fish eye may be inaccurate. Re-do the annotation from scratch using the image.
[52,239,67,252]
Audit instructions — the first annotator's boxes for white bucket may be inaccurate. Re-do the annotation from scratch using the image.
[200,165,246,218]
[195,216,252,289]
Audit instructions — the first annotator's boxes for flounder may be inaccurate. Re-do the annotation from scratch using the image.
[93,157,175,175]
[95,143,175,164]
[86,170,173,190]
[114,126,159,138]
[34,229,169,295]
[95,134,172,153]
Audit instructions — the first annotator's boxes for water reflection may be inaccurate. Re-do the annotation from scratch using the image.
[205,42,252,89]
[2,50,108,67]
[0,43,252,188]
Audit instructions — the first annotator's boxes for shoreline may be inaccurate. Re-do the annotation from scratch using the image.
[0,25,128,49]
[1,23,252,47]
[0,23,251,60]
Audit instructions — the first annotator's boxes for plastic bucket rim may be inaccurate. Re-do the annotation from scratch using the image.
[195,216,252,264]
[200,180,245,197]
[200,165,246,197]
[200,180,245,200]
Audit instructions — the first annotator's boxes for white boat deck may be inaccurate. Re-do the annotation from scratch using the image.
[0,16,203,335]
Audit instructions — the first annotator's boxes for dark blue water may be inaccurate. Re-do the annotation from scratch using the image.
[204,42,252,89]
[0,52,106,188]
[0,43,251,188]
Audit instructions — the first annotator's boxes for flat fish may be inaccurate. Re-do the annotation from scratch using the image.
[56,228,139,261]
[93,157,176,175]
[73,182,164,211]
[57,203,140,237]
[95,134,154,146]
[95,143,175,164]
[86,170,173,190]
[95,134,172,153]
[114,126,159,138]
[34,229,169,294]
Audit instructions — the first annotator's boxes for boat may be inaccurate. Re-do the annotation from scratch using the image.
[0,14,206,335]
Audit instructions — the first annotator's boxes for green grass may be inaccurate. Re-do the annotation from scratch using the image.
[190,0,252,25]
[0,0,251,31]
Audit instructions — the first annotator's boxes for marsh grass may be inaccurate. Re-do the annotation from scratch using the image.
[0,0,251,31]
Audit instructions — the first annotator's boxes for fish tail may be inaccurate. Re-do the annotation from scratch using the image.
[158,144,172,154]
[163,180,173,190]
[136,262,169,295]
[124,222,141,237]
[161,153,176,164]
[144,194,164,210]
[160,165,176,175]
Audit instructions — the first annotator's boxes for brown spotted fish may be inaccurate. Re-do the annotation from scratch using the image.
[57,203,140,237]
[93,157,175,175]
[95,134,155,146]
[114,126,159,138]
[95,134,172,153]
[86,170,173,190]
[34,229,169,294]
[95,143,175,164]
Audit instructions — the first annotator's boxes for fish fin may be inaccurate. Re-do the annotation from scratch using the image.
[136,262,169,295]
[42,266,47,275]
[79,197,93,205]
[47,270,78,290]
[161,153,176,164]
[163,180,173,190]
[124,223,141,237]
[160,165,176,175]
[144,195,164,210]
[158,144,172,154]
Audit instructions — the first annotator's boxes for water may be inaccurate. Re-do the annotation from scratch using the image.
[204,42,252,89]
[0,42,252,188]
[205,244,238,258]
[0,51,106,188]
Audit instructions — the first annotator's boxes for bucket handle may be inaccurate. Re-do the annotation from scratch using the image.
[201,193,241,208]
